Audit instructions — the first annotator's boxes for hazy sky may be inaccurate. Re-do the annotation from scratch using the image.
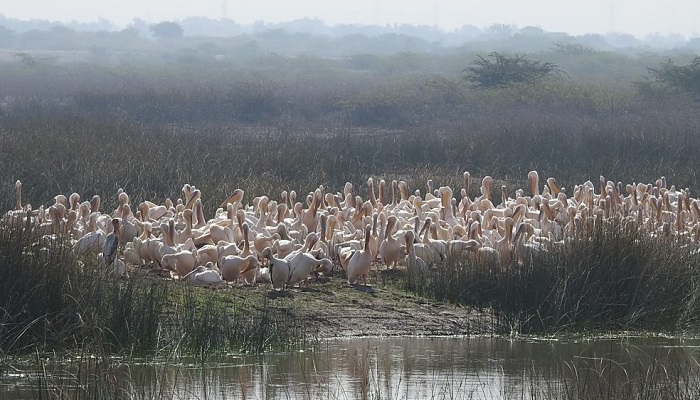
[3,0,699,37]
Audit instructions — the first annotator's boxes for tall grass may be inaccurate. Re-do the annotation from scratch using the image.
[0,224,309,357]
[403,220,700,334]
[2,91,700,215]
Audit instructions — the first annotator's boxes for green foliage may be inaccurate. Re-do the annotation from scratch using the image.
[463,52,561,87]
[647,56,700,97]
[150,21,184,39]
[551,41,599,57]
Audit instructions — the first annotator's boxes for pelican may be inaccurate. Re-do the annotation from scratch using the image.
[220,254,259,284]
[379,216,403,269]
[347,225,372,285]
[162,248,197,278]
[14,179,26,210]
[261,246,291,291]
[287,252,332,288]
[404,230,427,272]
[182,262,222,285]
[528,171,540,197]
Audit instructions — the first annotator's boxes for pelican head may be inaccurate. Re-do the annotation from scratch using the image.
[527,171,539,197]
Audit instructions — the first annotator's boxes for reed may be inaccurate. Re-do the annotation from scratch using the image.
[401,220,700,335]
[0,224,309,357]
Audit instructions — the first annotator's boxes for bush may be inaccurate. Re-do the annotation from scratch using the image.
[646,56,700,98]
[463,52,561,88]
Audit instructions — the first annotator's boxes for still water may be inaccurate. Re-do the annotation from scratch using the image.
[2,336,700,399]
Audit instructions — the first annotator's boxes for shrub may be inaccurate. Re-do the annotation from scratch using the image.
[646,56,700,98]
[463,52,561,88]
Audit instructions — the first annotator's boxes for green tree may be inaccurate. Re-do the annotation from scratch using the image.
[150,21,184,39]
[463,52,560,88]
[647,56,700,98]
[0,26,15,47]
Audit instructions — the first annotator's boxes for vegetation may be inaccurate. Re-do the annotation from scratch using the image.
[1,38,699,345]
[0,224,310,357]
[150,21,184,39]
[402,220,700,333]
[646,56,700,98]
[462,52,561,87]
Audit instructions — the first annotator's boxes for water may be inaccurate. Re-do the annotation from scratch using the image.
[2,336,700,399]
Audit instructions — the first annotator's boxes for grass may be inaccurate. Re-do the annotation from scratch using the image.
[401,219,700,335]
[0,223,310,358]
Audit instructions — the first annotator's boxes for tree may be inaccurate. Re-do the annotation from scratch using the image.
[647,57,700,98]
[150,21,183,39]
[463,52,560,88]
[0,26,15,47]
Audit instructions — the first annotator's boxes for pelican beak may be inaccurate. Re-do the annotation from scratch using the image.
[528,171,539,196]
[219,189,243,209]
[185,190,201,210]
[547,178,560,196]
[440,188,449,208]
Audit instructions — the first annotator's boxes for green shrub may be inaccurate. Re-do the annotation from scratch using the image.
[647,56,700,98]
[463,52,561,88]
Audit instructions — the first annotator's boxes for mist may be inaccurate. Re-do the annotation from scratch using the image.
[2,0,699,38]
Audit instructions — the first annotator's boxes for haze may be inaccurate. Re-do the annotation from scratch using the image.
[3,0,699,38]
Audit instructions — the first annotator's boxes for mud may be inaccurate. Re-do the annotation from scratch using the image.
[262,279,502,339]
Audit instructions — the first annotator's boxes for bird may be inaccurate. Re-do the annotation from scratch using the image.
[72,213,106,256]
[161,249,197,279]
[102,218,121,270]
[379,216,403,269]
[220,254,259,284]
[346,225,373,285]
[287,252,331,288]
[261,246,291,291]
[181,262,222,285]
[404,230,428,272]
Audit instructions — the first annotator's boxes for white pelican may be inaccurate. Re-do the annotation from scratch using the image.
[346,225,372,285]
[379,216,402,269]
[162,249,197,278]
[15,180,23,210]
[261,246,291,291]
[404,231,427,272]
[287,252,331,288]
[528,171,540,197]
[220,254,259,284]
[182,262,222,285]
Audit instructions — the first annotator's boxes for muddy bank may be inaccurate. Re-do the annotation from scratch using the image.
[236,277,503,339]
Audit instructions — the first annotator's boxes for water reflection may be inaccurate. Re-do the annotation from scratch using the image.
[2,336,700,399]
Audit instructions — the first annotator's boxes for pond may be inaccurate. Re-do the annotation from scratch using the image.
[2,336,700,399]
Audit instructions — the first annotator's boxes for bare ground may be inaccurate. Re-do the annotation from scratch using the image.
[140,264,503,339]
[256,275,501,339]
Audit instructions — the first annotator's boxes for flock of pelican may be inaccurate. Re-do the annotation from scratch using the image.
[3,171,698,290]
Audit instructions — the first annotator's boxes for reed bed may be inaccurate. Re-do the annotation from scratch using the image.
[402,219,700,335]
[0,223,310,358]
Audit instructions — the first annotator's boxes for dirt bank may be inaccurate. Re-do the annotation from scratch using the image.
[219,274,503,339]
[138,263,503,340]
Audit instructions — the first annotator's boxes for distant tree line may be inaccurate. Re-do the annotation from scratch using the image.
[0,14,698,52]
